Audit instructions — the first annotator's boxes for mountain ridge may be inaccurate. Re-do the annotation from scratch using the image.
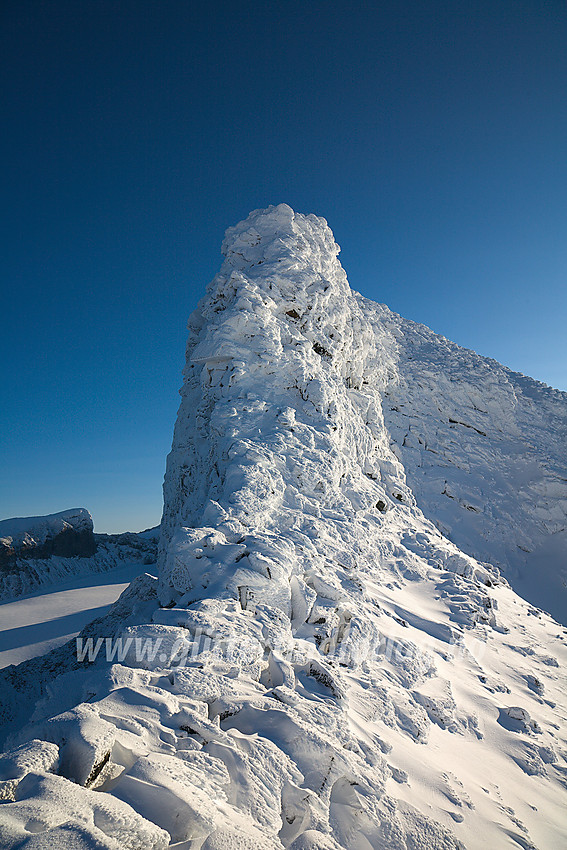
[0,509,159,602]
[370,298,567,623]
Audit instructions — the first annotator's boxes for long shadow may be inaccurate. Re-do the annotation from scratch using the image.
[5,564,147,604]
[0,605,112,652]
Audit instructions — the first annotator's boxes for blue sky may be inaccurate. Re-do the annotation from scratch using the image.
[2,1,566,533]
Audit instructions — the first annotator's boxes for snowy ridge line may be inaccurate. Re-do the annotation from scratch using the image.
[0,528,158,602]
[367,297,567,622]
[0,508,93,548]
[0,205,566,850]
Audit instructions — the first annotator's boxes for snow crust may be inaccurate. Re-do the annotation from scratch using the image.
[0,205,566,850]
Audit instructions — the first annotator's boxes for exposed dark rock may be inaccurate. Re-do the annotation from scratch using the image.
[312,341,331,358]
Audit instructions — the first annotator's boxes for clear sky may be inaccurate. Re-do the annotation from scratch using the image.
[1,1,566,533]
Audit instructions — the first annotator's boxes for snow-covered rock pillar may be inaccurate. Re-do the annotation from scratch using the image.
[158,204,404,609]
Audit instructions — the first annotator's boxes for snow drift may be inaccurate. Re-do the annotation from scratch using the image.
[0,205,566,850]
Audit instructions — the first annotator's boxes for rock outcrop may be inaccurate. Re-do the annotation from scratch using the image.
[0,509,97,571]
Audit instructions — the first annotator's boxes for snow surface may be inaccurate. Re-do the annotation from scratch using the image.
[377,310,567,624]
[0,563,144,668]
[0,205,566,850]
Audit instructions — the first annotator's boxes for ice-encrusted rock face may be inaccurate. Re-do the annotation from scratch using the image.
[375,308,567,623]
[161,202,567,621]
[159,203,406,609]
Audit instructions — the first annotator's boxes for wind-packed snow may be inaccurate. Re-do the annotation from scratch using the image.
[0,205,566,850]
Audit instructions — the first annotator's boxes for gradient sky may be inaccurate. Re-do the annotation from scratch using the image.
[2,1,566,533]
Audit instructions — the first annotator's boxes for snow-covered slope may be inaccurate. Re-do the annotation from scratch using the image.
[0,563,145,669]
[0,205,566,850]
[376,309,567,624]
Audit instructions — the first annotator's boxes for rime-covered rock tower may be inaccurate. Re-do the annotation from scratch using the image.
[158,203,410,612]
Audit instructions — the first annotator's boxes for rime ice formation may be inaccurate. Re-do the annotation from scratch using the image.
[159,204,567,623]
[1,205,566,850]
[158,203,409,614]
[379,313,567,624]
